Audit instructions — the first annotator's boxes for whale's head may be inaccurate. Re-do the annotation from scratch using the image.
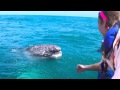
[26,44,62,59]
[48,45,62,58]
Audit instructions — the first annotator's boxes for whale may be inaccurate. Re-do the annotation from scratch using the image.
[25,44,62,59]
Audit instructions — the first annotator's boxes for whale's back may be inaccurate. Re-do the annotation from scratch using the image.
[26,44,61,57]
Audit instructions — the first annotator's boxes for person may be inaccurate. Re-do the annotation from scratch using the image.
[77,11,120,79]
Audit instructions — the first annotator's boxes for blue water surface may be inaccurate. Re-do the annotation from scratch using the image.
[0,15,102,79]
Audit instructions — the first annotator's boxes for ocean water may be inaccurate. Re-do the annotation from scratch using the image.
[0,15,103,79]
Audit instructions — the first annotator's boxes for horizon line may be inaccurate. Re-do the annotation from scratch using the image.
[0,11,99,18]
[0,14,98,18]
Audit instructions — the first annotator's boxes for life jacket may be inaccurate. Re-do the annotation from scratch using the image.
[98,21,120,79]
[98,61,114,79]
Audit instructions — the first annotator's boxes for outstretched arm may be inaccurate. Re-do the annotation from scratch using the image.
[76,62,102,73]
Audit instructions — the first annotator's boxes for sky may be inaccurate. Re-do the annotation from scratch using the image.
[0,11,99,17]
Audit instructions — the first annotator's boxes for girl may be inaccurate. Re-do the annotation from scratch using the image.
[77,11,120,79]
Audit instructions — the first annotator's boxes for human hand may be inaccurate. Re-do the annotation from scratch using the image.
[76,64,86,73]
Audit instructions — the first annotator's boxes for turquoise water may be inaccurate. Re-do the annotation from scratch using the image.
[0,15,102,79]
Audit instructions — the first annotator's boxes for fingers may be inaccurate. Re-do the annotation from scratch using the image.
[76,64,82,72]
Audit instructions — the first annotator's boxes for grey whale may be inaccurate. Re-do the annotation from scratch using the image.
[25,44,62,58]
